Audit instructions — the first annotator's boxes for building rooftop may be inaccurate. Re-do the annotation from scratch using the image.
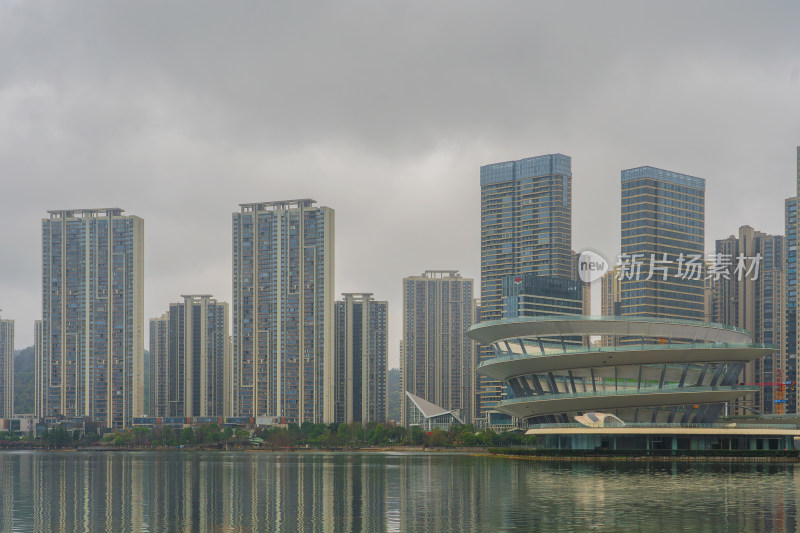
[47,208,125,218]
[621,166,705,189]
[480,153,571,186]
[416,270,462,279]
[239,199,317,211]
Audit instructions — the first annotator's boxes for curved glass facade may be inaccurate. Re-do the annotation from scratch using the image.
[468,317,775,425]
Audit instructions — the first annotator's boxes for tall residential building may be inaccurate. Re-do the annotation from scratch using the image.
[34,320,43,417]
[149,314,169,418]
[0,316,13,418]
[149,295,230,418]
[601,266,623,316]
[401,271,476,426]
[600,266,623,346]
[40,208,144,430]
[232,199,334,423]
[479,154,573,416]
[785,147,800,413]
[712,226,784,415]
[620,167,705,320]
[333,293,388,424]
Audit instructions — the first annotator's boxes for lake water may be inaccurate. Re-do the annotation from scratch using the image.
[0,451,798,531]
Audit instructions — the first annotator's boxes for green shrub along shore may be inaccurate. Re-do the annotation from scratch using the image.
[0,422,536,450]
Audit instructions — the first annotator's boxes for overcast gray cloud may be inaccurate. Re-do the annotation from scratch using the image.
[1,1,800,366]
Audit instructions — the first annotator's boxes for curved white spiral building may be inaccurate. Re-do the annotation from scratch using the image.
[468,316,775,425]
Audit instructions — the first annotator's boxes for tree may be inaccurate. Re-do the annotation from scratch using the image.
[387,425,406,443]
[0,431,19,443]
[461,431,477,446]
[369,424,387,445]
[83,431,100,445]
[429,428,447,447]
[405,426,427,445]
[43,425,72,448]
[180,427,195,445]
[161,426,175,446]
[337,422,351,445]
[476,429,497,447]
[132,427,152,447]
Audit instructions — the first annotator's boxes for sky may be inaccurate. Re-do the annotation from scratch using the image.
[1,2,800,368]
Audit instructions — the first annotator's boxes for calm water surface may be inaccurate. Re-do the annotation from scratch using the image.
[0,451,798,532]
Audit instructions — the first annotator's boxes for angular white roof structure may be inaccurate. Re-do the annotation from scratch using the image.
[405,391,464,424]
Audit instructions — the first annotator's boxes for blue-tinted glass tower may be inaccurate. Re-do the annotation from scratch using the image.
[479,154,573,417]
[620,167,705,319]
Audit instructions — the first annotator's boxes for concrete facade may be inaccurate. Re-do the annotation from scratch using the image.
[333,293,388,424]
[401,271,475,425]
[0,317,13,418]
[232,199,334,423]
[39,208,144,429]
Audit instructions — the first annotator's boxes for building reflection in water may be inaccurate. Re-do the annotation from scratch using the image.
[1,451,800,531]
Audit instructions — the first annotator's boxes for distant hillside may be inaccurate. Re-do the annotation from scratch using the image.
[387,368,401,422]
[143,349,149,413]
[14,346,34,414]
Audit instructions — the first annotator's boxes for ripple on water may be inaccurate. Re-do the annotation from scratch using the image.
[0,452,798,532]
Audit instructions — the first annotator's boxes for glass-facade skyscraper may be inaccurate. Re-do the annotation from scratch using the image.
[401,271,475,425]
[149,295,230,418]
[0,316,13,418]
[620,167,705,319]
[232,199,334,423]
[333,293,388,424]
[502,274,588,319]
[479,154,573,417]
[39,208,144,429]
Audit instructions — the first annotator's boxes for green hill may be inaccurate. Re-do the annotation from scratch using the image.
[387,368,401,422]
[13,346,35,414]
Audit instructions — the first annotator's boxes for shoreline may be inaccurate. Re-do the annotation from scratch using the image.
[4,446,800,462]
[489,452,800,463]
[0,445,493,454]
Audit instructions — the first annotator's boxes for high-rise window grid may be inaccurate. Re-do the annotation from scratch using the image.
[40,208,143,430]
[401,271,475,425]
[232,199,334,423]
[620,167,705,320]
[479,154,573,417]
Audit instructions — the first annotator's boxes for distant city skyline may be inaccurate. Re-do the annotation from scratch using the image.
[2,153,799,370]
[2,4,800,372]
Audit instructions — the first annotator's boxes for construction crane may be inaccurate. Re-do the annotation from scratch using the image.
[743,370,791,415]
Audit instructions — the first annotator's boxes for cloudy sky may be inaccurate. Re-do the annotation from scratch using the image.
[1,2,799,367]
